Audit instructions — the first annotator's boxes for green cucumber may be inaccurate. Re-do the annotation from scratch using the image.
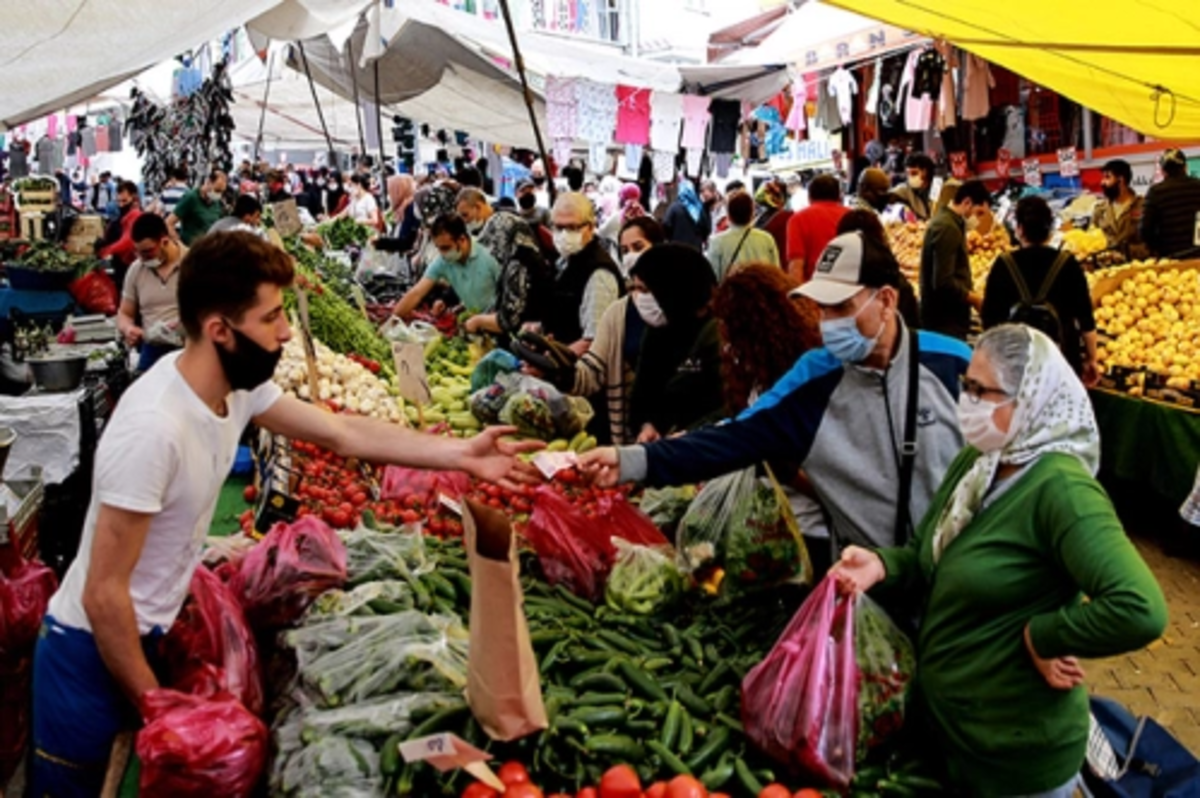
[734,758,764,796]
[646,740,693,776]
[617,659,669,702]
[584,734,644,761]
[660,700,683,749]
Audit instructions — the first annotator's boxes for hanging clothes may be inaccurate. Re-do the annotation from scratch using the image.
[651,149,676,183]
[1002,106,1027,158]
[712,152,733,179]
[680,95,712,151]
[108,117,123,153]
[80,127,97,157]
[936,43,959,131]
[990,66,1021,107]
[95,124,110,153]
[685,147,704,178]
[709,99,740,154]
[35,137,58,175]
[829,68,858,127]
[576,80,618,172]
[649,91,684,153]
[545,76,580,141]
[814,76,841,132]
[913,48,946,99]
[8,141,29,178]
[614,85,651,146]
[625,144,644,169]
[865,58,883,116]
[47,115,59,139]
[785,79,807,134]
[898,49,934,133]
[961,53,995,121]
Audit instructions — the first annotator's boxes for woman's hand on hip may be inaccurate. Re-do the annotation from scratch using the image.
[831,545,886,595]
[1024,624,1086,690]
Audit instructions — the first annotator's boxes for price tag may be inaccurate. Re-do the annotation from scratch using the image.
[392,341,432,406]
[996,148,1012,179]
[271,199,302,237]
[532,451,580,480]
[438,494,463,517]
[295,291,320,403]
[1057,148,1079,178]
[1022,159,1043,188]
[949,151,969,179]
[398,733,503,790]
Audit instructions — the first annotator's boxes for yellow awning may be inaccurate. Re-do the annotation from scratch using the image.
[821,0,1200,141]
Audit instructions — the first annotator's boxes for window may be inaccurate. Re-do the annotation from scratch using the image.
[598,0,622,43]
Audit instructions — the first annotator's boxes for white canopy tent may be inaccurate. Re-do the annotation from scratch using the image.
[722,1,911,68]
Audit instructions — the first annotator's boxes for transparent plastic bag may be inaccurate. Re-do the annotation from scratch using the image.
[637,486,698,534]
[160,565,263,715]
[470,348,521,393]
[604,540,683,616]
[288,611,469,708]
[305,580,416,620]
[136,689,268,798]
[340,525,432,588]
[0,543,57,658]
[677,464,810,591]
[231,516,348,630]
[279,734,380,796]
[298,692,465,743]
[742,577,857,788]
[854,593,915,760]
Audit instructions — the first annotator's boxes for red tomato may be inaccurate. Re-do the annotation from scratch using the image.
[576,789,598,798]
[460,783,499,798]
[243,485,259,503]
[759,787,791,798]
[664,775,708,798]
[792,791,823,798]
[400,509,421,524]
[599,765,641,798]
[351,492,368,507]
[645,782,668,798]
[329,510,350,528]
[339,501,354,515]
[497,761,529,786]
[502,783,543,798]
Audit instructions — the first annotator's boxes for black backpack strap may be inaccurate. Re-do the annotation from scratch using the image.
[728,226,754,267]
[1035,250,1072,303]
[1001,251,1034,303]
[896,329,920,544]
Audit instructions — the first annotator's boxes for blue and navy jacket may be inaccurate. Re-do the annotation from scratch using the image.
[640,322,972,549]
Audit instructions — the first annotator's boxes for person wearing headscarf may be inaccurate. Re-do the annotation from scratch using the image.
[598,183,646,247]
[626,243,725,443]
[754,179,792,262]
[662,180,712,250]
[834,325,1167,798]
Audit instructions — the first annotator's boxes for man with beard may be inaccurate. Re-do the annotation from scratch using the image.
[1092,160,1146,260]
[29,232,541,796]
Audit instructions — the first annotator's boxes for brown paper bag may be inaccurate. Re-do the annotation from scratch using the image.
[463,498,548,741]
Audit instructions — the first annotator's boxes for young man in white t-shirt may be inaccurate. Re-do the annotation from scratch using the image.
[29,231,540,795]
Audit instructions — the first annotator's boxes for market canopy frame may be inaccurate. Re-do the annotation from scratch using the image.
[822,0,1200,140]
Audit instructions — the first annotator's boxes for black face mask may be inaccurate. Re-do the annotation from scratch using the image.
[518,193,537,210]
[216,325,282,391]
[532,176,547,187]
[1102,184,1121,201]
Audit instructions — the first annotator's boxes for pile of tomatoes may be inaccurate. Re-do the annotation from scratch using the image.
[462,763,826,798]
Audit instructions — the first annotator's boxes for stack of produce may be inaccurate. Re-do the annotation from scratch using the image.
[283,261,395,379]
[274,333,403,422]
[886,221,925,286]
[403,335,484,435]
[966,226,1015,293]
[1060,227,1109,260]
[1093,261,1199,390]
[317,217,374,251]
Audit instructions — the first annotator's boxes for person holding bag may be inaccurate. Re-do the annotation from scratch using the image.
[834,324,1167,798]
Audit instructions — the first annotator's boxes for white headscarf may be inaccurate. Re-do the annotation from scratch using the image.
[931,326,1100,562]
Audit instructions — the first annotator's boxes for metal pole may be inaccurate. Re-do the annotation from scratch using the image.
[253,50,276,162]
[296,41,336,159]
[498,0,556,205]
[1082,107,1095,162]
[374,60,387,173]
[346,36,369,166]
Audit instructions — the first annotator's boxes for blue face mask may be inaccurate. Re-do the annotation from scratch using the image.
[820,291,883,363]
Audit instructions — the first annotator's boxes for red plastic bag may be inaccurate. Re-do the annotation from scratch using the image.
[160,565,263,715]
[0,544,58,658]
[136,689,267,798]
[230,516,347,630]
[380,465,471,506]
[523,486,616,602]
[742,576,858,788]
[68,270,119,315]
[595,496,669,548]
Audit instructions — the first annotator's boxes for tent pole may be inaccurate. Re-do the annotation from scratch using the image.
[297,41,336,161]
[253,50,276,163]
[498,0,556,206]
[373,61,387,173]
[346,36,369,166]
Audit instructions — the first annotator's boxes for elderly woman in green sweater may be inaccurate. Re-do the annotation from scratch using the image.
[834,324,1167,798]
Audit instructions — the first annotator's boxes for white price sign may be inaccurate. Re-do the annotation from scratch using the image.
[1023,159,1043,188]
[398,733,503,790]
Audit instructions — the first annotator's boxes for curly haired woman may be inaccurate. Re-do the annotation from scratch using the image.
[711,264,832,570]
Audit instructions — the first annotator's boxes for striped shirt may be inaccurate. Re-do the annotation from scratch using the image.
[158,184,188,216]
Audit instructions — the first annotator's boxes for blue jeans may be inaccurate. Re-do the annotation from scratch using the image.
[136,343,179,373]
[29,616,161,798]
[1011,775,1084,798]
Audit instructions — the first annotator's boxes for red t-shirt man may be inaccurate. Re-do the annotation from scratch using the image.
[786,174,848,284]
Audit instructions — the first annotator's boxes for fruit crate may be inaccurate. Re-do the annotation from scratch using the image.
[1089,258,1200,306]
[0,472,44,562]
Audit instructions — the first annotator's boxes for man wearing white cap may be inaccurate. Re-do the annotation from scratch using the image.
[581,231,971,553]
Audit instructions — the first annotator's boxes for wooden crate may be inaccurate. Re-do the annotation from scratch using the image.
[1089,259,1200,306]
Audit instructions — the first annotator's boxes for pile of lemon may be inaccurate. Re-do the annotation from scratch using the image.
[1096,263,1198,388]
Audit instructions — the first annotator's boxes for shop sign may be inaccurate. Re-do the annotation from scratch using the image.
[1057,148,1079,178]
[392,341,432,406]
[799,25,921,72]
[1023,159,1042,187]
[996,148,1012,178]
[775,138,833,167]
[949,152,968,179]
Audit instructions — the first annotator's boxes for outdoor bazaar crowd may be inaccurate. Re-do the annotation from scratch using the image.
[20,145,1200,797]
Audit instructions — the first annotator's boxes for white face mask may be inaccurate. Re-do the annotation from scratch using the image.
[620,250,643,276]
[207,190,223,203]
[466,220,485,236]
[633,291,667,327]
[142,258,162,269]
[554,229,586,258]
[957,393,1013,453]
